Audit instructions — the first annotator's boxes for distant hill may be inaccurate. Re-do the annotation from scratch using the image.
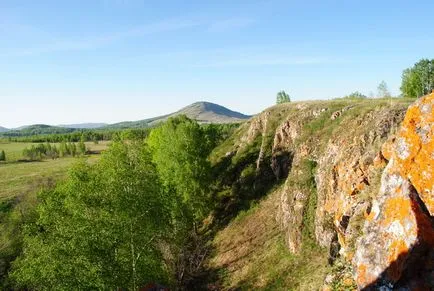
[2,124,76,137]
[0,126,9,133]
[108,101,250,129]
[58,123,107,129]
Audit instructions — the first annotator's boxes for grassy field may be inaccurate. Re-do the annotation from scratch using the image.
[0,156,102,201]
[0,141,110,201]
[0,141,109,162]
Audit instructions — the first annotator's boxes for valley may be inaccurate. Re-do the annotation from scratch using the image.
[1,2,433,289]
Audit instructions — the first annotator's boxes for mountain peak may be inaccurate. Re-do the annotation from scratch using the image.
[176,101,251,122]
[108,101,251,129]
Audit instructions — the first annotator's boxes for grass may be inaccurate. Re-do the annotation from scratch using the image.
[0,141,109,162]
[0,141,109,201]
[208,188,329,290]
[0,156,101,201]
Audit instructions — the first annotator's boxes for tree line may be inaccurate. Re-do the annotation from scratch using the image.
[22,141,87,161]
[1,128,123,143]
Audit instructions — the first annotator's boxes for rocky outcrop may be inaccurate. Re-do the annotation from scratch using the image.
[210,95,433,289]
[277,104,408,255]
[273,95,434,288]
[314,108,406,255]
[353,92,434,290]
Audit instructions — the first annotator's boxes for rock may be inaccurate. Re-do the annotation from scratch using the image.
[238,111,270,151]
[296,103,308,110]
[271,120,299,179]
[277,184,309,252]
[353,92,434,290]
[330,105,355,120]
[313,108,328,117]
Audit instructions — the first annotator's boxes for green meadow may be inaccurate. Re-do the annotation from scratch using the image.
[0,142,109,201]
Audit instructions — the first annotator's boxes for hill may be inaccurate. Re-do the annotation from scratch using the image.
[2,124,76,137]
[58,123,107,129]
[108,101,250,129]
[0,126,9,132]
[195,95,432,290]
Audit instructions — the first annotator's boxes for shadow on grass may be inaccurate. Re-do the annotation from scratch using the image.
[184,149,290,289]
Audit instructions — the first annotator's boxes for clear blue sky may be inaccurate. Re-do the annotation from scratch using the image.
[1,0,433,128]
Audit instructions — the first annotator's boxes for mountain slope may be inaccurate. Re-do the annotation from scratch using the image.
[58,123,107,129]
[0,126,9,132]
[2,124,76,136]
[108,101,250,129]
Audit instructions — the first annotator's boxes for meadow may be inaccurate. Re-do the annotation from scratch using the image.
[0,141,109,201]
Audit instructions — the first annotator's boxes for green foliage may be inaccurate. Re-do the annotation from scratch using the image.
[147,115,213,221]
[21,141,89,161]
[0,127,124,143]
[342,91,367,99]
[0,150,5,161]
[11,142,171,289]
[0,189,40,289]
[377,80,391,98]
[22,143,64,160]
[276,90,291,104]
[401,58,434,98]
[78,138,86,155]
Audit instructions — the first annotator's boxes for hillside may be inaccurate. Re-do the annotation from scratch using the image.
[0,126,9,133]
[196,94,434,290]
[108,101,250,128]
[2,124,76,137]
[57,123,107,129]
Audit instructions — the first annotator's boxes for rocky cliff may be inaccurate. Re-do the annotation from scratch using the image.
[205,93,433,290]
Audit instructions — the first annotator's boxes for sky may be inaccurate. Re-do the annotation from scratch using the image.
[1,0,433,128]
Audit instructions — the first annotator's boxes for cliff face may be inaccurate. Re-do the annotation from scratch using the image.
[207,94,433,289]
[353,93,434,289]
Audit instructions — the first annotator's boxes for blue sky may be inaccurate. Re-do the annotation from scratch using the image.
[1,0,433,128]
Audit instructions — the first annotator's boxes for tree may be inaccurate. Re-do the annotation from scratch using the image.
[59,141,67,157]
[401,58,434,98]
[147,115,212,222]
[11,142,171,289]
[343,91,367,99]
[69,143,77,157]
[78,139,86,155]
[146,116,216,284]
[377,81,391,98]
[0,150,5,161]
[276,90,291,104]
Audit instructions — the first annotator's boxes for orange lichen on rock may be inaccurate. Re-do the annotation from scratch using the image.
[381,196,412,227]
[386,239,409,282]
[356,263,376,287]
[391,93,434,215]
[381,136,395,161]
[353,92,434,290]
